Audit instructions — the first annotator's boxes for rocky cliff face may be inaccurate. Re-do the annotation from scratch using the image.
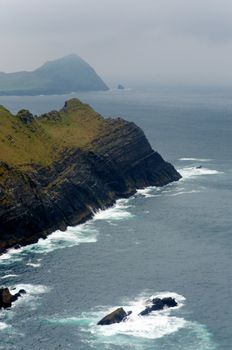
[0,99,181,253]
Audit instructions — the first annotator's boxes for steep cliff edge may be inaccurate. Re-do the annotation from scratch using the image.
[0,99,181,252]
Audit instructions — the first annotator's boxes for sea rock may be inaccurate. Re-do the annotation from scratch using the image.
[97,297,178,326]
[0,288,26,309]
[139,297,178,316]
[97,307,129,325]
[117,84,125,90]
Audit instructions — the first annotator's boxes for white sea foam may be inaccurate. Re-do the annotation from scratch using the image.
[0,198,131,265]
[179,167,222,179]
[136,187,156,198]
[93,199,133,221]
[29,224,97,254]
[9,283,50,310]
[48,292,186,341]
[0,222,98,264]
[179,158,212,162]
[168,190,201,196]
[97,314,185,340]
[0,322,10,331]
[26,262,41,268]
[0,247,25,263]
[10,283,49,295]
[0,274,19,279]
[94,292,186,340]
[137,185,202,198]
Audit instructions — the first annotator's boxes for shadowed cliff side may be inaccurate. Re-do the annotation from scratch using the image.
[0,99,181,252]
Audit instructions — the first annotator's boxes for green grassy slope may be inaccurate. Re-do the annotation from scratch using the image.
[0,99,105,169]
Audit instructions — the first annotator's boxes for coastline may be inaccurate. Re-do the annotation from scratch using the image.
[0,99,181,254]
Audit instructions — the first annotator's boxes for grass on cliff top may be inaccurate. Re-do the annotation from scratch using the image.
[0,99,105,168]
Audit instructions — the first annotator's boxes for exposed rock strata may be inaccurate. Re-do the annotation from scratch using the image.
[0,99,181,253]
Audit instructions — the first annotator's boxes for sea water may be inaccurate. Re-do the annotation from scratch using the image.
[0,86,231,349]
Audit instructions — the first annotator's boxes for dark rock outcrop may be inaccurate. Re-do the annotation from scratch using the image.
[139,297,178,316]
[16,110,34,125]
[97,308,129,325]
[98,297,178,325]
[0,288,26,309]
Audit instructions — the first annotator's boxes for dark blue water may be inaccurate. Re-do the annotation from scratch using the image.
[0,87,231,349]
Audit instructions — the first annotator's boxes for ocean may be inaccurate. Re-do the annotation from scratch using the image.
[0,86,231,349]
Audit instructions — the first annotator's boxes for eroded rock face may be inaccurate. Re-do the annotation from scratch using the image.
[0,288,26,309]
[97,308,129,325]
[0,100,181,253]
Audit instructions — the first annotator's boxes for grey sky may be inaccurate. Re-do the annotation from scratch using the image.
[1,0,232,85]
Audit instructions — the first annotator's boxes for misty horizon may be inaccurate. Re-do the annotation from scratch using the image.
[1,0,232,86]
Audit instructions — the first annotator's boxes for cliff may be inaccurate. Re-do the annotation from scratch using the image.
[0,54,108,95]
[0,99,181,252]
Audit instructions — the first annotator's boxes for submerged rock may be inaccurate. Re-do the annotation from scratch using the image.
[97,307,129,325]
[0,288,26,309]
[139,297,178,316]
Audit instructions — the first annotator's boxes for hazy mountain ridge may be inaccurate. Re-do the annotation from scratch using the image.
[0,55,108,95]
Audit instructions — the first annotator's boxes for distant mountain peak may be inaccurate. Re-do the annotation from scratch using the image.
[0,55,108,96]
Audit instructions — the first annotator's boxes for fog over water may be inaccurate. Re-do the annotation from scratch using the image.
[1,0,232,85]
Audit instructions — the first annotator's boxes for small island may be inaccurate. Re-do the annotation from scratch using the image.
[0,99,181,253]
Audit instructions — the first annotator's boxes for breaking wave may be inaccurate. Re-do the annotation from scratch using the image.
[93,199,133,221]
[179,167,222,179]
[136,187,155,198]
[0,322,10,331]
[179,158,212,162]
[0,197,134,267]
[93,292,186,340]
[0,274,19,279]
[8,283,50,310]
[0,223,98,265]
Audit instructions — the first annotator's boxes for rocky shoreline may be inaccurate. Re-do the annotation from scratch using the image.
[0,99,181,254]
